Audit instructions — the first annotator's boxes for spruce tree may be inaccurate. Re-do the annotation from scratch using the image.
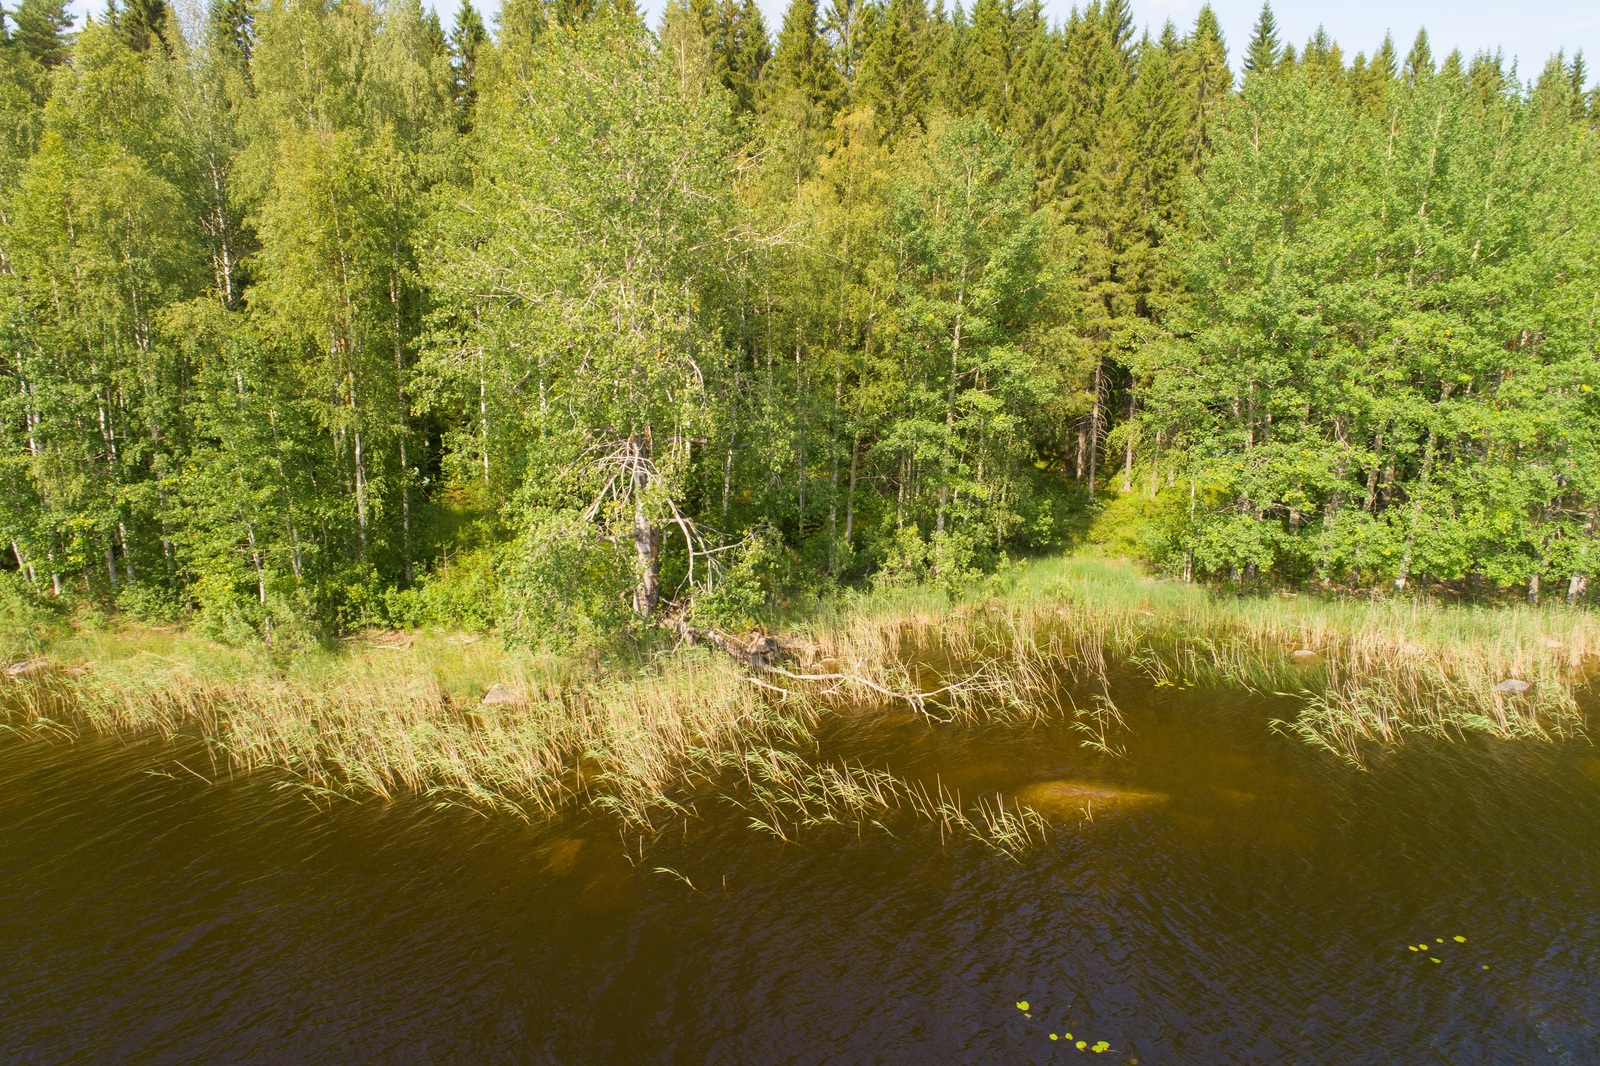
[12,0,72,67]
[1177,4,1229,167]
[1009,0,1065,197]
[763,0,839,122]
[820,0,869,87]
[1301,26,1341,80]
[1404,28,1433,86]
[713,0,770,116]
[449,1,487,131]
[964,0,1018,128]
[209,0,253,64]
[118,0,170,53]
[855,0,931,139]
[1351,32,1398,112]
[1243,1,1279,75]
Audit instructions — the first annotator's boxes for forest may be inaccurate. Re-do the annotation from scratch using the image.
[1,0,1597,649]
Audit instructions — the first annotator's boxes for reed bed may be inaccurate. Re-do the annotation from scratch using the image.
[798,554,1596,759]
[3,630,817,824]
[696,747,1049,858]
[2,554,1594,834]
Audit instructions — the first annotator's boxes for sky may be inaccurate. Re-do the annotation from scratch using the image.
[72,0,1600,89]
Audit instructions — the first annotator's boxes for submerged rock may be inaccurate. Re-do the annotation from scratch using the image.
[1496,679,1531,696]
[544,838,585,876]
[1290,648,1318,661]
[1010,779,1169,821]
[481,682,521,706]
[5,658,49,678]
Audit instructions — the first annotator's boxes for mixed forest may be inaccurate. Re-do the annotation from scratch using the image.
[1,0,1598,648]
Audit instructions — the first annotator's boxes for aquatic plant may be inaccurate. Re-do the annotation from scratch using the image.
[2,554,1593,832]
[795,554,1594,759]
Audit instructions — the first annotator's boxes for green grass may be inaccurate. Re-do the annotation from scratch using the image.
[804,553,1594,757]
[2,553,1593,832]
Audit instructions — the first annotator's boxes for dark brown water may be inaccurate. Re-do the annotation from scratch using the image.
[3,684,1600,1064]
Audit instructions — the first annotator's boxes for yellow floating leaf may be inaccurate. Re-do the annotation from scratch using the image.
[1482,964,1490,970]
[1408,946,1418,951]
[1016,1001,1029,1011]
[1064,1033,1072,1041]
[1050,1034,1059,1041]
[1454,936,1466,943]
[1093,1041,1111,1052]
[1025,1013,1032,1018]
[1076,1041,1088,1050]
[1431,957,1441,963]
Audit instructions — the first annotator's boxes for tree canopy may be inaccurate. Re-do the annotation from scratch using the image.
[0,0,1596,646]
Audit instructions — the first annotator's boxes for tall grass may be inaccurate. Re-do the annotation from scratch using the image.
[2,554,1593,833]
[4,629,815,824]
[801,554,1595,759]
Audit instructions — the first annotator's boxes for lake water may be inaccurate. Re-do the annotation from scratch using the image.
[3,682,1599,1063]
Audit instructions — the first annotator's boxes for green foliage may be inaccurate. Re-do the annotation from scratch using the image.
[0,570,60,659]
[0,0,1594,656]
[385,548,501,631]
[497,511,636,649]
[1138,59,1600,596]
[689,525,781,629]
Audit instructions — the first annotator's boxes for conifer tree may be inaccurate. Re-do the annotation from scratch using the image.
[1008,1,1065,197]
[449,1,487,131]
[820,0,869,88]
[209,0,253,64]
[12,0,71,67]
[1351,32,1398,112]
[759,0,839,186]
[1243,2,1279,76]
[855,0,930,139]
[1301,26,1341,80]
[712,0,770,116]
[964,0,1019,128]
[1404,28,1433,86]
[1176,4,1228,167]
[117,0,170,54]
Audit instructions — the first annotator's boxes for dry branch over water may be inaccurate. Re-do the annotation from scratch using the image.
[1,556,1594,832]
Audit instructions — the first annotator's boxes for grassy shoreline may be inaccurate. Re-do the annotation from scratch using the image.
[2,555,1593,826]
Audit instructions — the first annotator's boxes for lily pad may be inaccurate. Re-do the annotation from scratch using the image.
[1016,1001,1029,1011]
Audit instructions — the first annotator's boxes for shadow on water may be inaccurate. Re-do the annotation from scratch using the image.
[2,678,1599,1064]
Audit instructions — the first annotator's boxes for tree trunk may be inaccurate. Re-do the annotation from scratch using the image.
[1395,388,1453,590]
[633,501,660,618]
[1121,388,1137,492]
[391,270,412,585]
[631,439,660,617]
[844,435,859,551]
[1087,358,1105,494]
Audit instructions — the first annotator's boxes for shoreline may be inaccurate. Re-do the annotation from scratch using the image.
[2,555,1593,826]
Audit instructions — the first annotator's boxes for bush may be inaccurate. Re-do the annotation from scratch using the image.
[690,525,780,630]
[0,571,60,661]
[385,548,501,632]
[115,581,187,625]
[496,509,635,649]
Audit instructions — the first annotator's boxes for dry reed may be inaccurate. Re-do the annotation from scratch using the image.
[2,555,1593,833]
